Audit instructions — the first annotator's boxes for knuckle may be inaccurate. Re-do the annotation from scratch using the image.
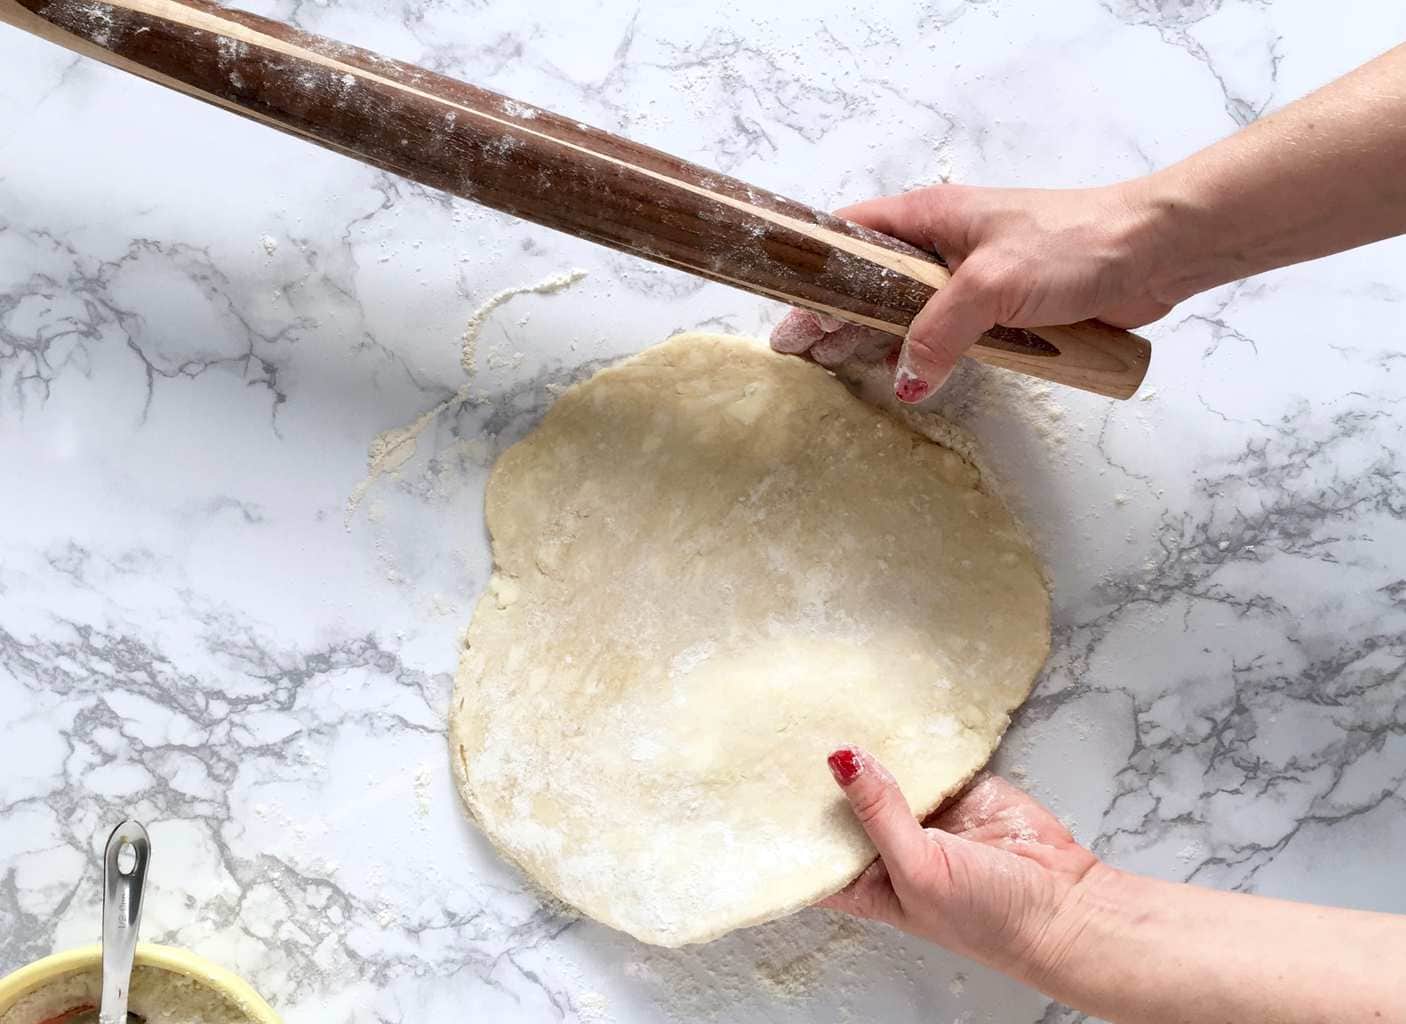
[849,787,893,832]
[958,256,1031,325]
[903,324,942,357]
[902,830,955,889]
[960,258,1010,303]
[770,310,824,353]
[810,329,860,367]
[901,184,938,212]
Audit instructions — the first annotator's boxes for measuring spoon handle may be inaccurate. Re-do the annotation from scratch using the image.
[98,821,150,1024]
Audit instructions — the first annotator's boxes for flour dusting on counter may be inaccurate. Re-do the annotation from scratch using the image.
[591,915,888,1022]
[460,269,587,374]
[344,268,588,525]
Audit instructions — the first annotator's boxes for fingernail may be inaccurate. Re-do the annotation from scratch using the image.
[828,747,863,786]
[894,365,931,404]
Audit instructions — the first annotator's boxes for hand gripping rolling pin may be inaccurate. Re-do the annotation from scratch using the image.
[1,0,1151,398]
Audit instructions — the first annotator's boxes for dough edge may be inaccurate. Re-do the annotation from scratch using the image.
[448,331,1050,946]
[449,699,1016,945]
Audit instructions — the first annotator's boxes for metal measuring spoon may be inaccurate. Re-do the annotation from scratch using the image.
[67,821,151,1024]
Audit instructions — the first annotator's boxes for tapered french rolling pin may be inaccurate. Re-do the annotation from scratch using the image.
[1,0,1152,398]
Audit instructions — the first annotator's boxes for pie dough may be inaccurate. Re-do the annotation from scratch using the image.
[449,333,1049,946]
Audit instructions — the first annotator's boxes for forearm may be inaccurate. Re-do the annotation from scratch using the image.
[1129,43,1406,303]
[1020,864,1406,1024]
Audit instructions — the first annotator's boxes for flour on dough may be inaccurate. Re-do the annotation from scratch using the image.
[449,333,1049,946]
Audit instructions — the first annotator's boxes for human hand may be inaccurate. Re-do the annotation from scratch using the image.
[819,746,1107,978]
[772,183,1172,402]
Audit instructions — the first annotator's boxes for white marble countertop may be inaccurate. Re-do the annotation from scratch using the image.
[3,1,1405,1021]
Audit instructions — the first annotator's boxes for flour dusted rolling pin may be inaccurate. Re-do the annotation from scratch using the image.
[1,0,1152,399]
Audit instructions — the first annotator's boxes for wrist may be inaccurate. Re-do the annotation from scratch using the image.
[1113,171,1224,307]
[1006,861,1141,996]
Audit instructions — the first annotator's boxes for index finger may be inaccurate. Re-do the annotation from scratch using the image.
[836,192,934,247]
[837,186,971,266]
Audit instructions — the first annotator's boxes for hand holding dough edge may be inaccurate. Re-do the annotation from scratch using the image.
[819,746,1406,1024]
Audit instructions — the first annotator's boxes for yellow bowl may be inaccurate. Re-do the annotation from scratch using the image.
[0,943,281,1023]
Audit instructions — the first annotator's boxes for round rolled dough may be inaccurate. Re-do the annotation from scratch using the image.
[450,333,1049,946]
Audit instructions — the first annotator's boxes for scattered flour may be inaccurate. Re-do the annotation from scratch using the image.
[260,234,278,257]
[611,914,899,1022]
[1176,839,1207,863]
[414,760,433,818]
[459,269,587,374]
[667,640,717,679]
[502,98,540,120]
[576,990,612,1023]
[343,268,587,525]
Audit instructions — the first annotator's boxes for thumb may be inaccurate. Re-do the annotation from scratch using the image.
[894,269,997,404]
[827,747,930,876]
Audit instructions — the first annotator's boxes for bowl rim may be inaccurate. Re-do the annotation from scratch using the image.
[0,943,281,1023]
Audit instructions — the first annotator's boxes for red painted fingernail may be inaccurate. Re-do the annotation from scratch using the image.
[828,748,863,785]
[894,366,931,404]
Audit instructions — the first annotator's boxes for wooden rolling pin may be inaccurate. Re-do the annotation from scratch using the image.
[1,0,1152,398]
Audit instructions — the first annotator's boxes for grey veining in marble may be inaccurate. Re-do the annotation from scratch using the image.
[3,1,1405,1022]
